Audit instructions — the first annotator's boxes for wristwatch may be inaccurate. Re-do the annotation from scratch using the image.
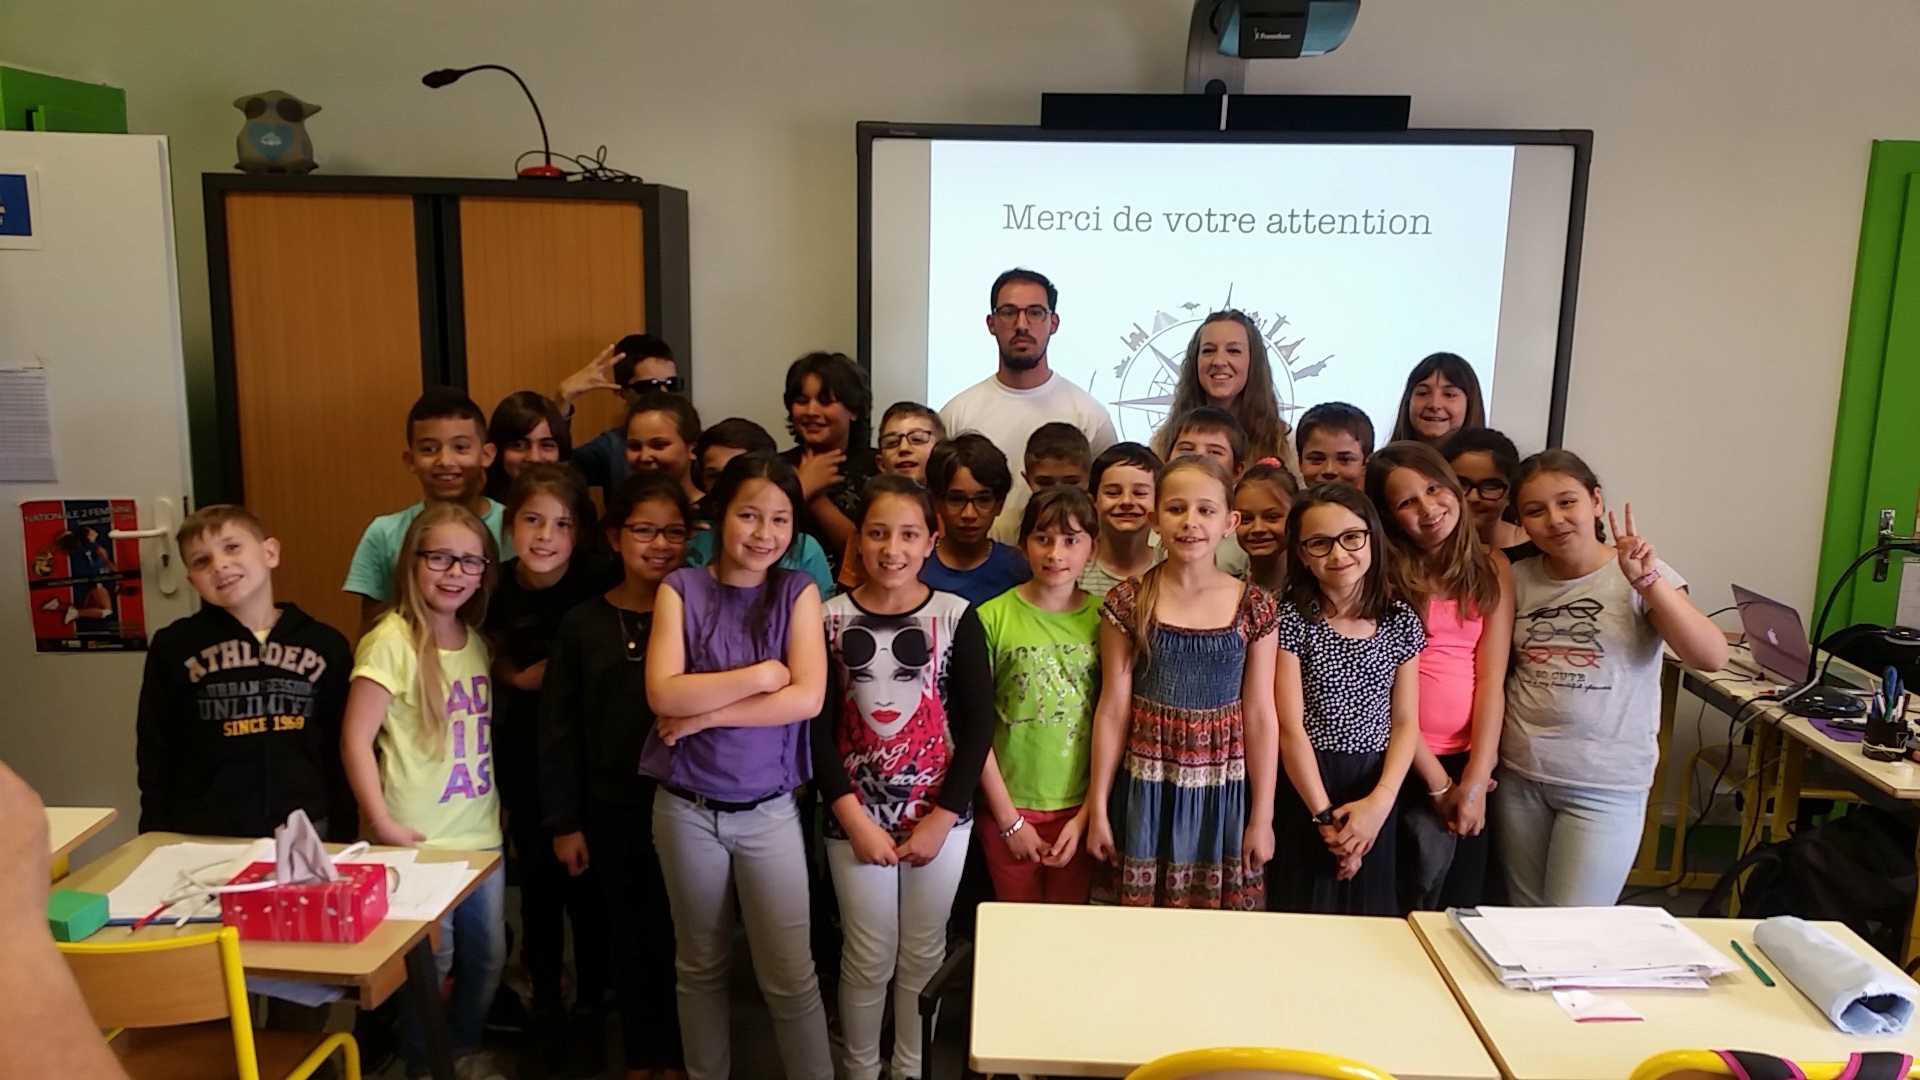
[1310,807,1337,827]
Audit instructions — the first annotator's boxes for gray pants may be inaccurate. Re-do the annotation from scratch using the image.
[653,789,833,1080]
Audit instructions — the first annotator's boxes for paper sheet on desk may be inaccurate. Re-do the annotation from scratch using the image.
[336,849,476,922]
[107,839,275,922]
[1455,906,1735,991]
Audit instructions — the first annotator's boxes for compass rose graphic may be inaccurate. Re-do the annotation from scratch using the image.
[1104,293,1333,445]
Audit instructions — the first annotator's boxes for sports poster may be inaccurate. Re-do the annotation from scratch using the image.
[21,499,147,652]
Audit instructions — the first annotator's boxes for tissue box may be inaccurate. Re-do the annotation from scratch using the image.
[47,889,109,942]
[220,862,388,943]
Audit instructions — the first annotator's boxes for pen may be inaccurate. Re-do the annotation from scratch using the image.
[1731,940,1775,987]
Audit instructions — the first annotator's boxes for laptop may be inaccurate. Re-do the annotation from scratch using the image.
[1732,584,1813,684]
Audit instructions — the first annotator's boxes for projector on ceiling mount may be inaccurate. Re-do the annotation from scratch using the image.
[1186,0,1359,93]
[1217,0,1360,58]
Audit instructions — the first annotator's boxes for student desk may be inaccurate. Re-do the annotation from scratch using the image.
[62,831,500,1080]
[45,806,116,876]
[1411,912,1920,1080]
[970,902,1499,1080]
[1633,648,1920,960]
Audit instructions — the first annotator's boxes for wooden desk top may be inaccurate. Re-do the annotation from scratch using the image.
[46,807,116,862]
[971,903,1498,1080]
[1669,651,1920,800]
[60,831,499,1001]
[1411,911,1920,1080]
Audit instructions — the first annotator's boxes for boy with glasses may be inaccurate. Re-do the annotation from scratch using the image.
[939,269,1118,543]
[919,434,1030,607]
[840,403,947,591]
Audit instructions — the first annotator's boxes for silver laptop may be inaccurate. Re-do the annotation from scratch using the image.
[1732,584,1812,684]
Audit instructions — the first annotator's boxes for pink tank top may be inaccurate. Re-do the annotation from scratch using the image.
[1418,598,1484,755]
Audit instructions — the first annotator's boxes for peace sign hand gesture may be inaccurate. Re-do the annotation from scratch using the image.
[1608,503,1659,588]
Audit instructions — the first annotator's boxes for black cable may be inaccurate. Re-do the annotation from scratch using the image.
[514,146,644,183]
[1620,669,1769,901]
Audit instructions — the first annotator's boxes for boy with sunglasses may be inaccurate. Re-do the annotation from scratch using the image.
[557,333,684,495]
[919,434,1030,607]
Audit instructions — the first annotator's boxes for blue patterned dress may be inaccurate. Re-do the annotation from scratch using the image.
[1096,577,1279,909]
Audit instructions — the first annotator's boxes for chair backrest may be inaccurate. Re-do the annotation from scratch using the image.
[57,927,249,1030]
[1125,1047,1396,1080]
[1631,1050,1918,1080]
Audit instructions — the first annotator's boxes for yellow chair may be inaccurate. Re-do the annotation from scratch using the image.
[57,926,360,1080]
[1631,1050,1919,1080]
[1125,1046,1397,1080]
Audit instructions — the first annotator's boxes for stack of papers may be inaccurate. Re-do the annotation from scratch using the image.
[335,848,480,922]
[107,839,275,923]
[1451,906,1738,991]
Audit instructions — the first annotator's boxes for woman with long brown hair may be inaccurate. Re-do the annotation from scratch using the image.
[1153,310,1298,477]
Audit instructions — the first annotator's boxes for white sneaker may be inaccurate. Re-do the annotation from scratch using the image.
[454,1052,508,1080]
[63,606,79,624]
[39,597,60,611]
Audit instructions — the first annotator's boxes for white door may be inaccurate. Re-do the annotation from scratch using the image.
[0,132,196,858]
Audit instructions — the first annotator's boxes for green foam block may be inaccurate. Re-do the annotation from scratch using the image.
[47,888,109,942]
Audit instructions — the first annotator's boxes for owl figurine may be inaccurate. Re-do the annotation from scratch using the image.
[234,91,320,174]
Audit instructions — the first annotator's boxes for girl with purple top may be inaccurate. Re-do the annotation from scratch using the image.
[643,452,833,1080]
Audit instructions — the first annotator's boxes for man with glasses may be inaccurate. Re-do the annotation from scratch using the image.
[556,333,684,494]
[938,269,1118,542]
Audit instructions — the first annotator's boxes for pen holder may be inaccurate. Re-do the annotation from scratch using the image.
[1865,707,1909,762]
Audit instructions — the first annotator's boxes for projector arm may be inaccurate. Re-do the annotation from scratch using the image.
[1186,0,1247,95]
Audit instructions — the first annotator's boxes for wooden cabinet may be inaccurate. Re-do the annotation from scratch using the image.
[205,175,689,636]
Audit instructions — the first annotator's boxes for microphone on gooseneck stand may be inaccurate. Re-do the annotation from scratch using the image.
[421,64,564,179]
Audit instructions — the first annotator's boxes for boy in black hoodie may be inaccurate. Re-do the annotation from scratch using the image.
[136,505,355,840]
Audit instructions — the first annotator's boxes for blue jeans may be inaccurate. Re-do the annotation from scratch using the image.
[1491,769,1647,907]
[401,847,507,1070]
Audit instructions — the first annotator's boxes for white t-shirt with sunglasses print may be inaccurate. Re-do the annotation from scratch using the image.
[1501,555,1684,792]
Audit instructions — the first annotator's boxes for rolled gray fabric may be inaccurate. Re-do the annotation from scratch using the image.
[1753,916,1917,1035]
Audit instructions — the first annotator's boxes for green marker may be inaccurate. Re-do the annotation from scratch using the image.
[1731,940,1776,987]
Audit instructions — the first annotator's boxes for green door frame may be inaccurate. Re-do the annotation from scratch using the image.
[1819,141,1920,629]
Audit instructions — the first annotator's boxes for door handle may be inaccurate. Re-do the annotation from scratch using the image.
[108,497,183,598]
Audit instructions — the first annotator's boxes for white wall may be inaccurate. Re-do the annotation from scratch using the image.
[4,0,1916,619]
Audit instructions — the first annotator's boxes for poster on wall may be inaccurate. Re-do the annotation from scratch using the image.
[0,166,43,250]
[21,499,147,652]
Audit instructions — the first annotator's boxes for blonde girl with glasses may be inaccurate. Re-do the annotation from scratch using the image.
[341,501,507,1079]
[1269,482,1426,916]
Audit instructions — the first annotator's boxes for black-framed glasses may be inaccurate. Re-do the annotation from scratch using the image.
[991,304,1052,323]
[878,429,937,451]
[629,375,684,394]
[1298,529,1370,559]
[940,491,1000,514]
[418,549,490,576]
[619,522,690,544]
[1461,477,1511,500]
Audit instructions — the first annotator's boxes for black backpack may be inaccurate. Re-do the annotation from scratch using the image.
[1700,804,1918,962]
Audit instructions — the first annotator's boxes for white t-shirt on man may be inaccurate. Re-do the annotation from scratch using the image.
[939,370,1118,542]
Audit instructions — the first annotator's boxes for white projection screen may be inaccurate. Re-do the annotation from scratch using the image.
[859,124,1589,454]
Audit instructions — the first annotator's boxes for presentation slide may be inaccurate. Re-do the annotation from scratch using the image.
[867,135,1578,454]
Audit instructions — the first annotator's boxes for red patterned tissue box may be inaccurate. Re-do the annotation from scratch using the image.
[221,862,388,943]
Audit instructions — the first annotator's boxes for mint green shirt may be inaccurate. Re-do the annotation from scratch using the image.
[342,500,512,603]
[977,587,1101,810]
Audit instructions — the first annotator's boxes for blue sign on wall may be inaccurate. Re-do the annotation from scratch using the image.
[0,173,34,237]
